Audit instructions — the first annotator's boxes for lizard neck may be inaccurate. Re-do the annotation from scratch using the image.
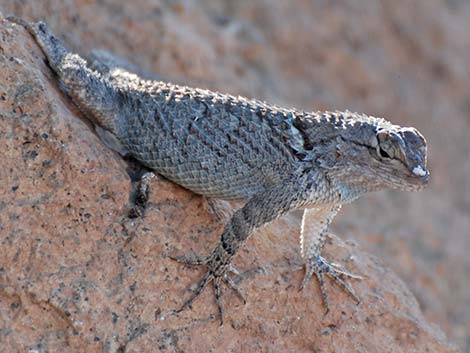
[336,182,367,204]
[328,172,388,204]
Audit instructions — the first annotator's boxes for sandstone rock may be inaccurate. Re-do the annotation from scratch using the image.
[0,14,459,353]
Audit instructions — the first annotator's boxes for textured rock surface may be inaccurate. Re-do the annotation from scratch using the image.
[0,1,468,352]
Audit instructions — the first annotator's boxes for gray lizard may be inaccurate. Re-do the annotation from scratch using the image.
[7,17,429,324]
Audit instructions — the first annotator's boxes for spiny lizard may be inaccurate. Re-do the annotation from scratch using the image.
[7,17,429,324]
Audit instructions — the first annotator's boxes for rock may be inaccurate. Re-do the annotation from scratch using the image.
[0,14,459,353]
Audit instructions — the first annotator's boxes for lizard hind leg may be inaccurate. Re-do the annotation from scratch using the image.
[128,171,156,218]
[300,206,362,312]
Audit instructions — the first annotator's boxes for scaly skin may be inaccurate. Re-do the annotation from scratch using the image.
[8,17,429,324]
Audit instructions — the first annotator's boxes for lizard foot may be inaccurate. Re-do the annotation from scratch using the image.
[170,250,246,325]
[128,172,155,218]
[300,255,362,314]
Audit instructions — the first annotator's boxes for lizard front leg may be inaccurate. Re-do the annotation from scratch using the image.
[172,178,305,324]
[300,206,362,312]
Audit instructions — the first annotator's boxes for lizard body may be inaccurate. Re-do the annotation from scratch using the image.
[9,18,429,323]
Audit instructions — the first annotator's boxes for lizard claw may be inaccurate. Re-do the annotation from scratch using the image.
[177,269,214,312]
[170,247,246,325]
[223,273,246,304]
[300,255,362,312]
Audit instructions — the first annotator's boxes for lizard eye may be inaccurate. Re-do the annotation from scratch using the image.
[377,145,392,159]
[375,129,399,160]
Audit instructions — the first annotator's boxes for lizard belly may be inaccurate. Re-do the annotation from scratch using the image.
[126,130,294,199]
[139,153,281,200]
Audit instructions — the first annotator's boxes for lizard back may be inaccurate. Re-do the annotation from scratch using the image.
[117,83,305,200]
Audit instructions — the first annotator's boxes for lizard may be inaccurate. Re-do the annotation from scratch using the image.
[6,17,429,324]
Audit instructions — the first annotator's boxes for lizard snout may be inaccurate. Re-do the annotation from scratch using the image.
[410,164,430,188]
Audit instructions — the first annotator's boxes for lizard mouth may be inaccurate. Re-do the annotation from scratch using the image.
[404,165,429,191]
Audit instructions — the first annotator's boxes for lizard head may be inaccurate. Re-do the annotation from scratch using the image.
[367,126,429,191]
[321,114,429,195]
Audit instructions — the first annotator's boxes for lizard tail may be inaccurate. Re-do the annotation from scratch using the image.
[7,16,120,134]
[7,17,69,72]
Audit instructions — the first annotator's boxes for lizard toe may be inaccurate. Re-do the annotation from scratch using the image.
[302,255,362,310]
[173,246,246,324]
[177,270,214,312]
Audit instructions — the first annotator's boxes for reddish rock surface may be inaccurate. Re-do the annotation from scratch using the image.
[0,1,468,352]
